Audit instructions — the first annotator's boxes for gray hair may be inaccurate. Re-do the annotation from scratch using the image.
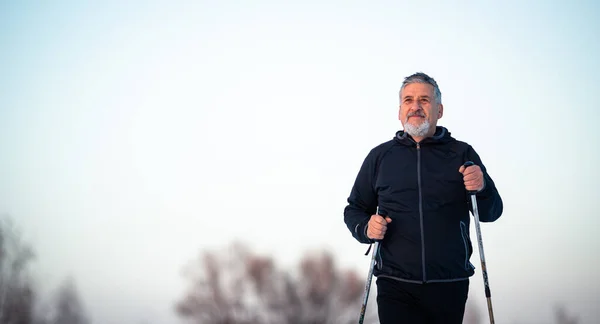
[399,72,442,104]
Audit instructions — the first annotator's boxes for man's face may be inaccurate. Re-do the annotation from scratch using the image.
[398,83,443,136]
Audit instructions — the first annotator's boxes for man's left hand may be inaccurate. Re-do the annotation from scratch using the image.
[458,164,484,192]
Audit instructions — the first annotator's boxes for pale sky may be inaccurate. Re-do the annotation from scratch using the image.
[1,1,599,323]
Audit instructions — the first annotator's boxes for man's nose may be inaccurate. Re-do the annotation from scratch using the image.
[409,104,423,113]
[410,101,422,110]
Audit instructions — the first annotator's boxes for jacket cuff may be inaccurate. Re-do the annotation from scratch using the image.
[476,175,487,193]
[476,172,495,197]
[355,219,373,243]
[363,221,375,243]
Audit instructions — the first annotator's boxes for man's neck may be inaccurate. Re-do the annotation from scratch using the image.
[407,128,437,143]
[412,136,426,143]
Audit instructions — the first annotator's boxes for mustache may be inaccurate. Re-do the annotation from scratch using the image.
[407,111,426,118]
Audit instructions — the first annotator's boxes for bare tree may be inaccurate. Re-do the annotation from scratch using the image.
[46,277,90,324]
[0,217,91,324]
[554,303,579,324]
[175,241,378,324]
[0,218,36,324]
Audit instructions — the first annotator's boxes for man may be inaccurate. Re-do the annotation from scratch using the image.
[344,72,503,323]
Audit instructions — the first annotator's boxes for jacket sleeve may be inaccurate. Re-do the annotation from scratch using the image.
[344,149,379,244]
[466,145,503,222]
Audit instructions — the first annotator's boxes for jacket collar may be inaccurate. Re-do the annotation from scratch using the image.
[394,126,453,146]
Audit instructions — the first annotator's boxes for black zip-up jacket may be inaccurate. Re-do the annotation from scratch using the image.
[344,126,503,283]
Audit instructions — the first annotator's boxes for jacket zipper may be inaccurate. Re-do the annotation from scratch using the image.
[417,142,426,282]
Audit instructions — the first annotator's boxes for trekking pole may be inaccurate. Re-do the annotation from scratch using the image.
[358,207,380,324]
[463,161,495,324]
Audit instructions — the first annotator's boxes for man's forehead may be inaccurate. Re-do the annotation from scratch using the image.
[402,94,432,98]
[401,84,434,97]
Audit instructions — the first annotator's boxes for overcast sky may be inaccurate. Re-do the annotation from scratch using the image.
[1,1,599,323]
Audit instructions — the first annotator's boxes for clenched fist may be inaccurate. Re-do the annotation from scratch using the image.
[458,163,484,192]
[367,214,392,240]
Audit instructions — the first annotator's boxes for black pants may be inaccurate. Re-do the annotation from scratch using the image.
[376,276,469,324]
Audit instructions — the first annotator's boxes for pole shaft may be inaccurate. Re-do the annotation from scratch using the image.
[470,194,495,324]
[358,241,379,324]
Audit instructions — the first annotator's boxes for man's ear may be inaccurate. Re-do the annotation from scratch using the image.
[398,105,402,120]
[438,104,444,118]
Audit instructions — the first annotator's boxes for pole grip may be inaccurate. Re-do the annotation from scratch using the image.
[463,161,478,195]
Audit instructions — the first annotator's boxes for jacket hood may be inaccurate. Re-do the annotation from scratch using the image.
[394,126,455,146]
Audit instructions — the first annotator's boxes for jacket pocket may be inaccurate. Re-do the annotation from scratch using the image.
[460,221,474,271]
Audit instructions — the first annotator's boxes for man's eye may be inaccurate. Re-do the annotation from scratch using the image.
[420,99,429,103]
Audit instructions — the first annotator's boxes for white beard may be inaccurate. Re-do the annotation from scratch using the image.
[404,119,431,137]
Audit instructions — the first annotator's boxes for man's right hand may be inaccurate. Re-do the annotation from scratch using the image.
[367,214,392,240]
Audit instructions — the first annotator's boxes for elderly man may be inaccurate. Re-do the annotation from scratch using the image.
[344,72,503,323]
